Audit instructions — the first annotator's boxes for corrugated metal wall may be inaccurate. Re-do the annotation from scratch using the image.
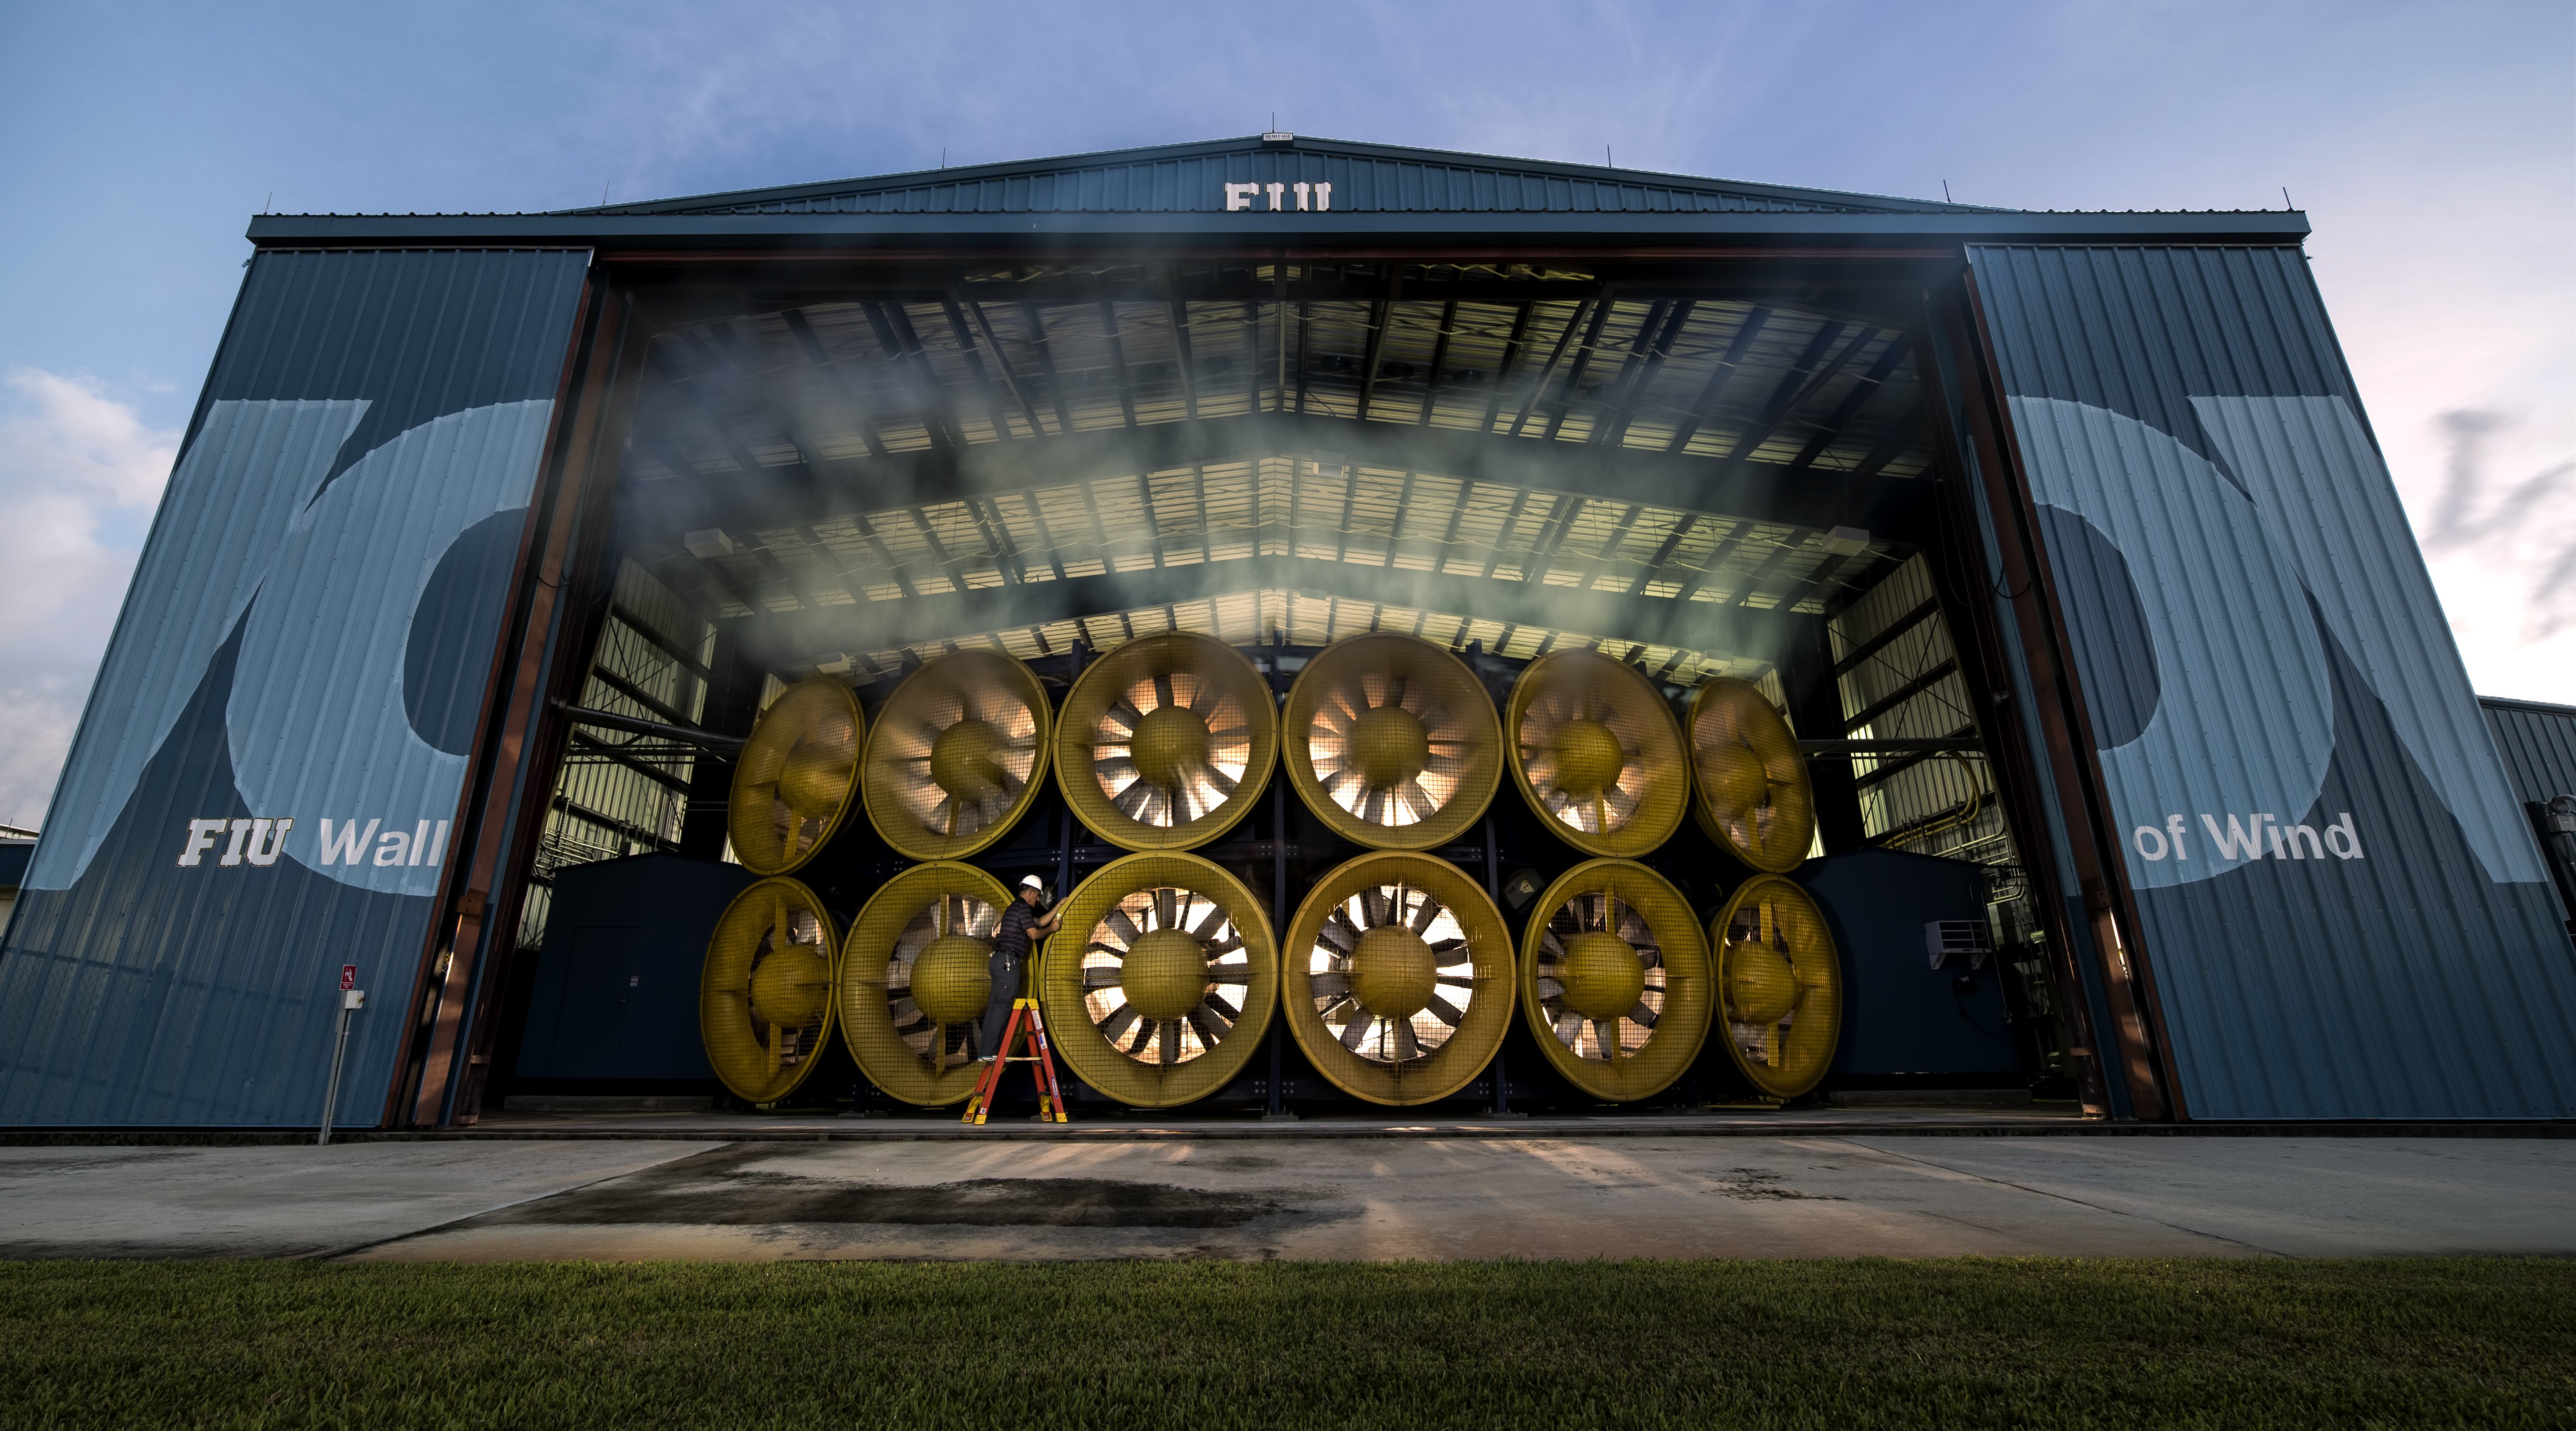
[1968,244,2576,1119]
[2482,697,2576,805]
[0,248,591,1127]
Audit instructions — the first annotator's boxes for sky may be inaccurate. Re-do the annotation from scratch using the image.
[0,0,2568,829]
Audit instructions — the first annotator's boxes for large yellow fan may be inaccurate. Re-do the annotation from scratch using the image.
[728,678,865,875]
[1038,851,1277,1107]
[1710,875,1842,1099]
[1281,851,1515,1106]
[860,650,1051,861]
[1518,859,1711,1102]
[1506,650,1689,858]
[699,876,840,1105]
[1688,677,1816,872]
[1055,632,1277,851]
[837,861,1011,1106]
[1283,633,1503,850]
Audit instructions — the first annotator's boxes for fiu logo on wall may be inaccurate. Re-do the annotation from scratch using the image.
[2131,812,2365,864]
[176,817,452,870]
[1222,181,1334,212]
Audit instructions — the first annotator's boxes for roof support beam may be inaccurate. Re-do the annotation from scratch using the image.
[1020,303,1077,434]
[957,297,1048,437]
[1480,301,1537,433]
[1354,270,1401,421]
[1594,299,1692,448]
[1723,323,1869,467]
[1418,300,1458,426]
[1099,301,1141,428]
[1786,336,1909,475]
[1164,265,1201,422]
[862,301,958,453]
[1539,298,1618,441]
[622,410,1931,541]
[1506,299,1593,437]
[1665,307,1772,453]
[779,310,893,459]
[729,552,1798,667]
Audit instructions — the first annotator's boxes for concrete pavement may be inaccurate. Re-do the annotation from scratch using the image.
[2,1134,2565,1262]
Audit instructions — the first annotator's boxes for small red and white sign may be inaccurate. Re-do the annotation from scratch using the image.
[339,964,358,991]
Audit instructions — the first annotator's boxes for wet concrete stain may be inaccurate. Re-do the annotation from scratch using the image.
[1705,1167,1844,1201]
[477,1148,1302,1229]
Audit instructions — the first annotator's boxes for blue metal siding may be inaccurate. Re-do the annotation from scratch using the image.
[2483,698,2576,805]
[1969,244,2576,1119]
[0,248,591,1127]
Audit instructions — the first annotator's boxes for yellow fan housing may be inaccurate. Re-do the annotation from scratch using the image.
[1038,851,1277,1107]
[1710,874,1842,1099]
[728,677,865,875]
[1519,859,1712,1102]
[700,876,841,1105]
[1688,677,1817,872]
[837,861,1011,1106]
[1282,851,1515,1106]
[1283,633,1503,851]
[861,650,1052,861]
[1506,650,1689,858]
[1055,632,1277,851]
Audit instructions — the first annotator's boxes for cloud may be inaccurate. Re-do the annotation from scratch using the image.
[0,370,178,829]
[2407,405,2576,703]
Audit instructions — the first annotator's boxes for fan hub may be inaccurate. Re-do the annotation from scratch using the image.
[1704,741,1770,816]
[910,933,992,1024]
[1552,720,1627,796]
[1347,705,1431,789]
[1558,930,1646,1020]
[1118,927,1208,1020]
[1349,923,1437,1019]
[777,738,854,820]
[1129,705,1212,789]
[1725,942,1800,1026]
[928,717,1007,798]
[748,944,831,1029]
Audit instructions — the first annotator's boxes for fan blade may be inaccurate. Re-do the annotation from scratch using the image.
[1096,1003,1142,1043]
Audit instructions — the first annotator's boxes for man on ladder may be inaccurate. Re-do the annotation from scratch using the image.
[970,874,1068,1123]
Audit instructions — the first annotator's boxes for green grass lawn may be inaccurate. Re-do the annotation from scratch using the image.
[4,1257,2568,1429]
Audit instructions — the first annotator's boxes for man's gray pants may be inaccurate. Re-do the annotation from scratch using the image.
[979,949,1025,1057]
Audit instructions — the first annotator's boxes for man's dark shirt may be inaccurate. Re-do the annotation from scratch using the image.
[994,901,1039,960]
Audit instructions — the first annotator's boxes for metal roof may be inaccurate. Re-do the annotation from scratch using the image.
[243,135,2313,249]
[570,135,2003,218]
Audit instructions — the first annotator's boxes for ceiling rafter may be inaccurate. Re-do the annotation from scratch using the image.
[1665,307,1773,453]
[1538,297,1619,441]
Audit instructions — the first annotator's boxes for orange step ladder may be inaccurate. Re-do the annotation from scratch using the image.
[964,997,1071,1125]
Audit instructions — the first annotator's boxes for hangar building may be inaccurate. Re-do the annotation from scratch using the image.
[3,135,2572,1130]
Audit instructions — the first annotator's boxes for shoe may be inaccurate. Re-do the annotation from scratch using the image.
[976,1054,997,1064]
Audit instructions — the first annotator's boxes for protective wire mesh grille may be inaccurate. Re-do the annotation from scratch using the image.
[1506,650,1688,857]
[860,650,1052,861]
[1519,859,1711,1102]
[838,861,1010,1106]
[1038,852,1277,1106]
[1283,633,1502,851]
[699,876,840,1104]
[1688,677,1816,873]
[1282,852,1514,1106]
[1711,874,1842,1099]
[1055,632,1277,851]
[727,678,865,874]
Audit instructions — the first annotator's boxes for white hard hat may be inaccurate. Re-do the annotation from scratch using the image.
[1019,874,1044,889]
